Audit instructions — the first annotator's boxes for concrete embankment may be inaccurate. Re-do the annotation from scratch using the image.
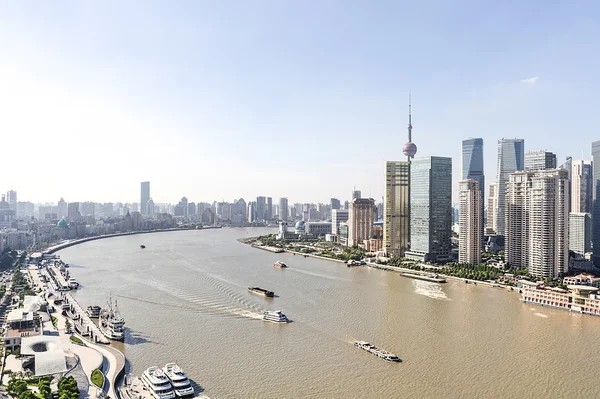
[284,250,347,264]
[46,227,204,254]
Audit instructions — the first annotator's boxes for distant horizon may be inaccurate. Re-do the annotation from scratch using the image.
[1,2,598,204]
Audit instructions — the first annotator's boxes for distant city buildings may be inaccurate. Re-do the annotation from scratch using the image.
[462,138,484,235]
[330,198,341,210]
[6,191,17,216]
[495,138,525,236]
[279,198,289,221]
[256,197,266,221]
[266,197,273,220]
[383,161,410,258]
[571,160,593,213]
[458,180,481,265]
[569,212,591,258]
[405,156,452,263]
[593,140,600,267]
[331,209,349,235]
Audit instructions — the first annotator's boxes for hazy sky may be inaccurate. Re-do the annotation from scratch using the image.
[1,1,599,204]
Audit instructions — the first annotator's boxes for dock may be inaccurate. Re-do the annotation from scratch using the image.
[62,292,111,344]
[400,273,446,283]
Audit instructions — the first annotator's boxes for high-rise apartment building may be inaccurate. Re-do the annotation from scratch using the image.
[57,198,67,218]
[571,160,593,213]
[405,156,453,263]
[330,198,341,210]
[506,170,569,277]
[383,161,410,257]
[256,197,266,221]
[592,140,600,266]
[247,201,257,222]
[347,198,376,247]
[140,181,150,216]
[331,209,349,235]
[67,202,80,221]
[495,138,525,236]
[569,212,591,258]
[458,180,482,265]
[147,198,155,217]
[279,198,288,221]
[486,183,497,234]
[462,138,484,235]
[524,150,557,171]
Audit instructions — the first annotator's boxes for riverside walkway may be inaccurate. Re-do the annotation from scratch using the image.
[63,293,110,345]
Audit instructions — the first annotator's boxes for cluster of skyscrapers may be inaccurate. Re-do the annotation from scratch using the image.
[383,97,599,278]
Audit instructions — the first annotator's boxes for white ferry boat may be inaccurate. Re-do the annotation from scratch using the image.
[263,310,289,323]
[141,366,176,399]
[68,278,79,289]
[99,297,125,340]
[163,363,195,397]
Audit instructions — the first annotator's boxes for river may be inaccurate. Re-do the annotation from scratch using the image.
[58,228,600,398]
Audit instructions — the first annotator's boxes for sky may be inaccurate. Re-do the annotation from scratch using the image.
[1,0,599,205]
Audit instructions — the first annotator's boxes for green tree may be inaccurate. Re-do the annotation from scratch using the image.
[38,379,51,399]
[8,379,28,396]
[18,390,36,399]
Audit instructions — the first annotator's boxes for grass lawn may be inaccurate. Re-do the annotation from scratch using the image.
[91,369,104,388]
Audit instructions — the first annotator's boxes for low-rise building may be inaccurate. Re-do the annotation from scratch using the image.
[520,280,600,316]
[563,274,600,288]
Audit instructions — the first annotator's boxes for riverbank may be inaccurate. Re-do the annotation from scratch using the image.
[45,227,215,254]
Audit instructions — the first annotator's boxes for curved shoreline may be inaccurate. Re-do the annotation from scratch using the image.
[46,227,212,254]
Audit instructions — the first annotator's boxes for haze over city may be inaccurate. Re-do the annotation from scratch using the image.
[1,1,599,203]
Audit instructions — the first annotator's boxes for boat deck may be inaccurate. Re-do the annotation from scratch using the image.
[119,376,211,399]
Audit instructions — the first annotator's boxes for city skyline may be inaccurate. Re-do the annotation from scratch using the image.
[1,2,599,203]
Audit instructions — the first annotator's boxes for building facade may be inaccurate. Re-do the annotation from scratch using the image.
[524,150,557,171]
[331,209,349,235]
[256,197,266,222]
[405,156,453,263]
[347,198,376,247]
[461,138,484,235]
[383,161,410,258]
[486,183,497,234]
[278,198,288,221]
[569,212,591,258]
[571,160,593,213]
[458,180,482,265]
[495,138,525,236]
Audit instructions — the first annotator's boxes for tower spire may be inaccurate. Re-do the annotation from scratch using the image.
[408,91,412,142]
[402,91,417,162]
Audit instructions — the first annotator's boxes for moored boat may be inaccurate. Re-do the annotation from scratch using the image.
[141,366,176,399]
[263,310,289,323]
[273,261,287,269]
[68,278,79,289]
[99,297,125,340]
[86,305,101,318]
[354,341,401,362]
[248,287,274,297]
[163,363,195,397]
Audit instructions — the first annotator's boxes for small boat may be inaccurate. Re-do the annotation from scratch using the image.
[141,366,176,399]
[140,245,146,249]
[263,310,289,323]
[87,305,101,318]
[273,261,287,269]
[354,341,401,362]
[68,278,79,289]
[248,287,274,297]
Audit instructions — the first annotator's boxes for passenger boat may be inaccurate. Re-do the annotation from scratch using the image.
[99,297,125,340]
[163,363,195,397]
[68,278,79,289]
[141,366,176,399]
[86,305,101,318]
[354,341,401,362]
[273,261,287,269]
[248,287,274,297]
[263,310,289,323]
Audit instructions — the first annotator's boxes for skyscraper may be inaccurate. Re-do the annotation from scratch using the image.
[461,138,484,234]
[569,212,591,258]
[571,160,593,213]
[57,198,67,219]
[348,198,376,247]
[67,202,80,221]
[147,198,155,217]
[524,150,557,171]
[256,197,266,221]
[592,140,600,266]
[506,170,569,277]
[6,191,17,215]
[352,190,361,201]
[495,138,525,236]
[459,180,482,265]
[140,182,150,216]
[279,198,289,221]
[266,197,273,220]
[405,156,452,263]
[384,161,410,257]
[330,198,341,210]
[486,183,497,234]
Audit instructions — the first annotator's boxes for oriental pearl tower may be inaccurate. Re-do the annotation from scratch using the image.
[402,93,417,163]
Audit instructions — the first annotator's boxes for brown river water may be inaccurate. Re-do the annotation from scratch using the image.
[59,228,600,398]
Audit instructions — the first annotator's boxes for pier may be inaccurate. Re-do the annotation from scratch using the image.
[63,293,111,344]
[400,273,446,283]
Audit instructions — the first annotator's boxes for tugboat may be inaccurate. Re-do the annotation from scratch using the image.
[99,297,125,340]
[140,245,146,249]
[273,261,287,269]
[248,287,275,297]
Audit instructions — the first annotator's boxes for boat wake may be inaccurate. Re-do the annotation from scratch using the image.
[534,312,548,318]
[288,268,351,282]
[413,280,449,301]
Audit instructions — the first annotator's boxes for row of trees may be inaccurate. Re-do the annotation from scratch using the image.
[7,377,51,399]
